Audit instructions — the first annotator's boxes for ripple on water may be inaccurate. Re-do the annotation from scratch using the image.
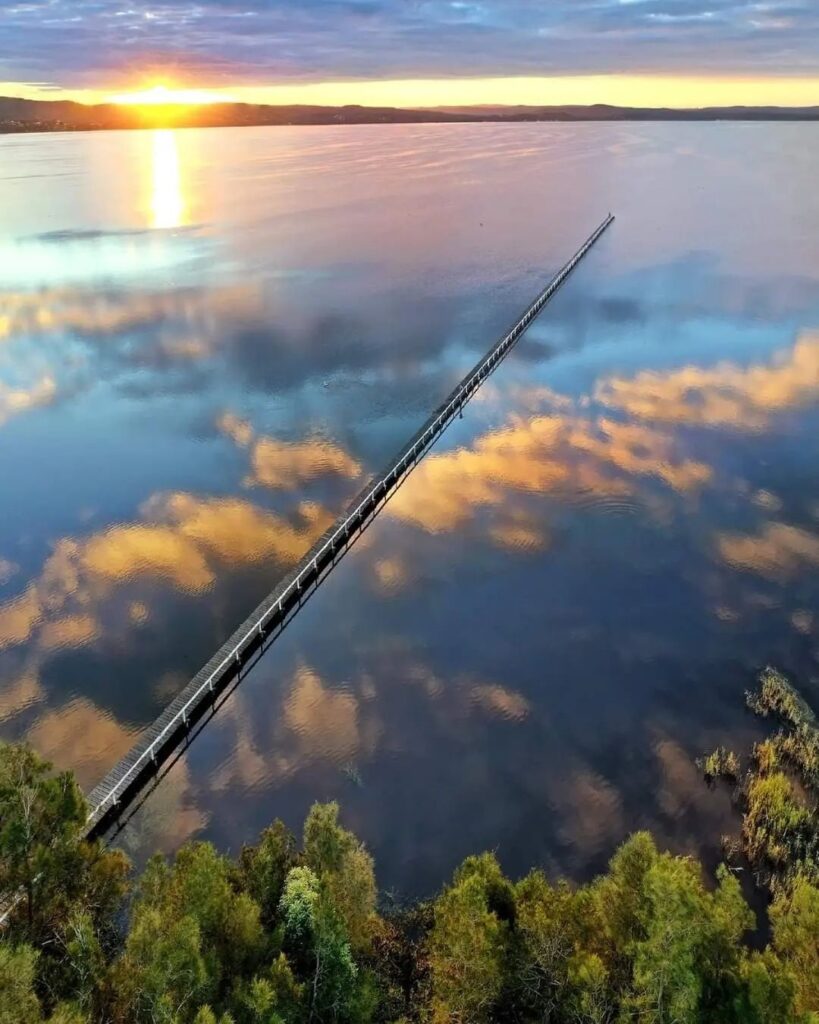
[569,489,643,519]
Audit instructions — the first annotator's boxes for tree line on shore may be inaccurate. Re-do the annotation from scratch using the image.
[1,668,817,1023]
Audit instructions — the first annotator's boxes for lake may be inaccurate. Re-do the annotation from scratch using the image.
[2,122,818,894]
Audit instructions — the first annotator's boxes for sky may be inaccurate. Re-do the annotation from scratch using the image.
[1,0,818,107]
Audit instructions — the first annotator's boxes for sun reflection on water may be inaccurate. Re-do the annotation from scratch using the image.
[151,129,185,229]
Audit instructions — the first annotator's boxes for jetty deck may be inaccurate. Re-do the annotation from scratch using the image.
[85,213,615,836]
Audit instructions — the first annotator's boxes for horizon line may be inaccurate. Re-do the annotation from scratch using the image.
[3,72,819,111]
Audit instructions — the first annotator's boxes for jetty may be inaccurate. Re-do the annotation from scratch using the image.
[85,213,615,836]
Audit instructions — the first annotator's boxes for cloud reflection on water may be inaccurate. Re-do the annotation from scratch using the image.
[3,124,819,893]
[597,332,819,432]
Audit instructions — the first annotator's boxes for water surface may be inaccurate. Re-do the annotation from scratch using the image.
[2,123,819,892]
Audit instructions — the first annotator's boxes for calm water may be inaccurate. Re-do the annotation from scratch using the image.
[2,123,819,893]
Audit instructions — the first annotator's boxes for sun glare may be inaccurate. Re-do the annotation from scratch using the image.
[112,84,226,106]
[150,129,185,229]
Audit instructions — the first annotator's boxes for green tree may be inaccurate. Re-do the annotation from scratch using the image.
[0,943,43,1023]
[0,743,129,1017]
[696,866,754,1017]
[513,871,580,1017]
[51,911,106,1017]
[114,908,209,1023]
[279,865,359,1023]
[303,803,377,952]
[45,1005,88,1024]
[0,743,129,945]
[743,772,814,873]
[126,842,265,1011]
[770,874,819,1017]
[626,855,705,1023]
[582,830,659,1005]
[735,951,800,1024]
[238,821,298,931]
[428,853,512,1024]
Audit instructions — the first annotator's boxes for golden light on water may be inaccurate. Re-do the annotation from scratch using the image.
[150,129,185,229]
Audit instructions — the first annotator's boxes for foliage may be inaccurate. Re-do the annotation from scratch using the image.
[0,943,41,1023]
[698,746,740,783]
[1,727,817,1023]
[427,853,511,1022]
[698,668,819,893]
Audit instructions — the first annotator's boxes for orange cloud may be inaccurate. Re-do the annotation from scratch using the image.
[216,413,363,491]
[0,671,42,724]
[0,493,334,654]
[0,284,259,343]
[597,333,819,432]
[387,411,710,534]
[217,412,254,448]
[26,697,140,788]
[0,375,56,426]
[372,555,409,594]
[248,437,362,490]
[469,683,530,722]
[718,521,819,579]
[283,664,361,764]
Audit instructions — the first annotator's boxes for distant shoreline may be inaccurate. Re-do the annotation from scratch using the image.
[2,96,818,135]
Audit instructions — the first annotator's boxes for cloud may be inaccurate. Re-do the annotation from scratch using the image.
[26,696,140,788]
[554,768,625,853]
[469,683,530,722]
[0,492,334,654]
[216,411,254,448]
[0,285,258,345]
[247,437,363,489]
[118,753,209,855]
[596,333,819,433]
[386,409,711,534]
[0,558,19,586]
[283,663,360,763]
[216,412,363,490]
[2,0,818,87]
[717,521,819,578]
[0,374,56,426]
[0,671,41,724]
[371,555,409,594]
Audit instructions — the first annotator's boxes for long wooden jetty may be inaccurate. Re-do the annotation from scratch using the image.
[84,213,615,836]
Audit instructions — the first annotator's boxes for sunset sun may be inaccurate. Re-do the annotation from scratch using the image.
[111,83,227,105]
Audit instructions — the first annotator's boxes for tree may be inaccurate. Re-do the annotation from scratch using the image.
[46,1006,88,1024]
[736,951,800,1024]
[303,804,376,952]
[585,831,658,997]
[513,871,580,1017]
[696,866,754,1016]
[279,865,358,1022]
[0,743,129,1018]
[0,743,85,938]
[0,943,42,1023]
[52,911,106,1017]
[428,853,511,1023]
[127,842,265,1006]
[770,874,819,1016]
[114,908,209,1023]
[238,821,298,931]
[626,856,707,1024]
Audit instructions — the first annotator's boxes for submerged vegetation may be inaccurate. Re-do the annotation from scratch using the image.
[1,670,818,1023]
[701,667,819,894]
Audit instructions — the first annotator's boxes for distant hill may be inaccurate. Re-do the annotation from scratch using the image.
[435,103,819,121]
[1,96,818,133]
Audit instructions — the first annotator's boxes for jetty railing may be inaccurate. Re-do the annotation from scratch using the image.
[83,213,614,836]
